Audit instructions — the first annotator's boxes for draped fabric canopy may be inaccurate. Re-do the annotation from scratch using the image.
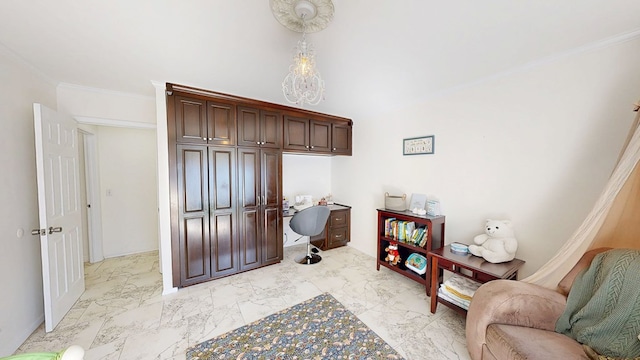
[523,102,640,289]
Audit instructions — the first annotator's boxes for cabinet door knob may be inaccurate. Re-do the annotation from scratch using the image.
[208,137,213,141]
[305,145,310,149]
[332,147,337,151]
[310,146,315,149]
[202,137,207,141]
[256,141,261,145]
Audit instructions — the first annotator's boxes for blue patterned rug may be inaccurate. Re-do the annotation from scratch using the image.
[186,293,403,359]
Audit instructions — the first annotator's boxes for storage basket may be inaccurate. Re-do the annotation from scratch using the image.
[384,192,406,211]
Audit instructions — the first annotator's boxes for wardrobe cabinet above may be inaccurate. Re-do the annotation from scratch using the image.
[237,106,282,149]
[174,95,236,146]
[283,115,352,155]
[169,84,352,156]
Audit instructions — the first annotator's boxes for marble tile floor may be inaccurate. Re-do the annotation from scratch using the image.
[16,244,471,360]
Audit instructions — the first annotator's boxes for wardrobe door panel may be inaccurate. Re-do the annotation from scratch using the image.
[261,150,283,263]
[207,101,236,146]
[209,147,237,277]
[177,145,210,285]
[210,148,235,210]
[237,107,261,147]
[238,148,262,270]
[261,110,282,148]
[211,213,236,276]
[175,96,207,144]
[309,120,331,152]
[239,209,260,270]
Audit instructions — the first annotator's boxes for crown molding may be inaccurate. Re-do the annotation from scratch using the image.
[75,116,156,129]
[58,82,154,101]
[432,27,640,101]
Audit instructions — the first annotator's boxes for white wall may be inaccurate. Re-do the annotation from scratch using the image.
[282,154,333,248]
[0,47,58,356]
[96,126,159,257]
[58,86,159,259]
[333,37,640,278]
[282,154,332,203]
[57,83,156,125]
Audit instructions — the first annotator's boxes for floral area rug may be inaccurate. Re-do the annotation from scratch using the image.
[186,293,403,359]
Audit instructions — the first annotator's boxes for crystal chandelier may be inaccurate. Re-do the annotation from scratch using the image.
[270,0,334,107]
[282,17,324,106]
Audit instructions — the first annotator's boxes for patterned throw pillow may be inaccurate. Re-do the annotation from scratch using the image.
[583,345,640,360]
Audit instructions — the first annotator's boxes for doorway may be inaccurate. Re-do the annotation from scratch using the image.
[78,129,104,263]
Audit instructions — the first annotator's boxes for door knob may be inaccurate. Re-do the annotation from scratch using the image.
[31,228,45,236]
[48,226,63,234]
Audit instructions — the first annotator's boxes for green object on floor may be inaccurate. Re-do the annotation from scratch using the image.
[1,345,83,360]
[0,352,63,360]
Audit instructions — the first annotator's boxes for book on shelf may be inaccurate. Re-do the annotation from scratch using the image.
[404,222,415,242]
[384,218,396,237]
[398,221,406,241]
[392,220,398,239]
[411,227,424,245]
[410,228,420,243]
[418,226,429,247]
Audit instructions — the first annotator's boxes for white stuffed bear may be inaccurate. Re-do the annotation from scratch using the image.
[468,219,518,263]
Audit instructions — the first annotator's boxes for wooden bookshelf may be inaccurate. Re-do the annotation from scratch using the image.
[376,209,445,296]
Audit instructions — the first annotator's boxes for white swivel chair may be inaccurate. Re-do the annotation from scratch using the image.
[289,205,331,265]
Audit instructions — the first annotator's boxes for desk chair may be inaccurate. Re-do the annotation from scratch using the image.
[289,205,330,265]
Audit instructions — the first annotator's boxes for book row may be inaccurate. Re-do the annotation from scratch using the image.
[383,218,429,247]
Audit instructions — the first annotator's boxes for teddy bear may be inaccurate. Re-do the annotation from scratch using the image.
[468,219,518,263]
[385,242,401,266]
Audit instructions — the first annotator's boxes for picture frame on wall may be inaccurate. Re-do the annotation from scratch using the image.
[403,135,434,155]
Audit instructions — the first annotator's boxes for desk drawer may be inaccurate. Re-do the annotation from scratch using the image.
[330,209,349,227]
[328,227,349,248]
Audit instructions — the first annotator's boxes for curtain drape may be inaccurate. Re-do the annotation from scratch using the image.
[523,103,640,289]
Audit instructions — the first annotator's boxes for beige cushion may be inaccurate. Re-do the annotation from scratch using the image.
[485,324,589,360]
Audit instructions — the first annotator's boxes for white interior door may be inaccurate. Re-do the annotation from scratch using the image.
[33,103,85,332]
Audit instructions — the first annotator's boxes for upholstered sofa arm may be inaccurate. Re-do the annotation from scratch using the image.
[465,280,567,360]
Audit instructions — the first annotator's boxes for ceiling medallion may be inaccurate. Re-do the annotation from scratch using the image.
[270,0,334,33]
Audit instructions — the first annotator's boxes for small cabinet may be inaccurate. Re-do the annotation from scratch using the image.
[376,209,445,296]
[310,205,351,250]
[331,122,352,155]
[174,95,236,146]
[283,116,334,153]
[237,106,282,148]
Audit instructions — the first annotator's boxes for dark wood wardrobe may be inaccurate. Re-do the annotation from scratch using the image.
[166,83,352,287]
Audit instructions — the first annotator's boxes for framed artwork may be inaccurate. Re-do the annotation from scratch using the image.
[403,135,434,155]
[409,193,427,210]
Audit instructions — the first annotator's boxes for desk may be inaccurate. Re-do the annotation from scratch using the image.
[284,204,351,250]
[428,245,525,315]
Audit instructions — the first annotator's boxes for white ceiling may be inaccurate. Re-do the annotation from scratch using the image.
[1,0,639,118]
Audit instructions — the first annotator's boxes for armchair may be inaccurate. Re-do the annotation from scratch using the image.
[466,248,610,360]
